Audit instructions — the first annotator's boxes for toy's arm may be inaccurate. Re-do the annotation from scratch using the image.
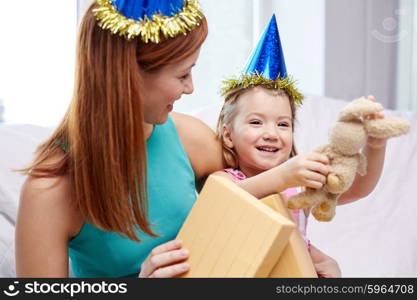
[314,144,332,155]
[315,145,345,193]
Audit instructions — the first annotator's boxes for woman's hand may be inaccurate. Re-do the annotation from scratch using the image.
[138,240,190,278]
[279,152,329,190]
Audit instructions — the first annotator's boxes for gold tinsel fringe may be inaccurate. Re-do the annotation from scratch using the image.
[93,0,203,43]
[220,72,304,106]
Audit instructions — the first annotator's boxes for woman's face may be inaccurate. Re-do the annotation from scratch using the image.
[140,49,201,126]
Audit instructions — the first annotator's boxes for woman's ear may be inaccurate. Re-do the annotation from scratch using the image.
[222,125,234,149]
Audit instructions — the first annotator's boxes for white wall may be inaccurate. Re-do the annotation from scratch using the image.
[0,0,76,126]
[396,0,417,111]
[78,0,93,23]
[258,0,326,97]
[325,0,400,109]
[3,0,413,127]
[174,0,255,114]
[176,0,326,113]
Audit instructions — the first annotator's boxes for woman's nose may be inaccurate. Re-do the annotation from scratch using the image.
[183,76,194,95]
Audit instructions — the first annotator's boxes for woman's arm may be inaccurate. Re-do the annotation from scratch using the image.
[171,112,225,190]
[15,173,82,277]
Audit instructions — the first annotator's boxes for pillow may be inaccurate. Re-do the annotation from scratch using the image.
[0,124,52,223]
[0,216,16,277]
[0,124,52,277]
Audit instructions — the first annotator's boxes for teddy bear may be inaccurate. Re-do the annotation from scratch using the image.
[287,97,410,221]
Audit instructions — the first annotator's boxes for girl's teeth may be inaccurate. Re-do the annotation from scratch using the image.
[258,147,277,152]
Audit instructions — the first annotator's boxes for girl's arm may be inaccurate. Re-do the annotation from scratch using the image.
[338,96,386,205]
[213,167,290,198]
[16,174,81,277]
[214,152,329,199]
[338,139,386,205]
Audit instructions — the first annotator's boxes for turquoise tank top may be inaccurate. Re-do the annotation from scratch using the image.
[68,116,196,277]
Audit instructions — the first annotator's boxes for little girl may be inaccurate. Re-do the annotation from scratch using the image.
[213,13,389,277]
[214,85,341,278]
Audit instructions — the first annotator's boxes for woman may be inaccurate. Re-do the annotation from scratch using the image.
[16,0,223,278]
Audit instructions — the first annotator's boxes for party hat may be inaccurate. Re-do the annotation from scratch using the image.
[221,14,303,105]
[93,0,203,43]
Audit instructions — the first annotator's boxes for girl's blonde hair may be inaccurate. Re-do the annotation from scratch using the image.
[216,86,298,168]
[20,3,208,242]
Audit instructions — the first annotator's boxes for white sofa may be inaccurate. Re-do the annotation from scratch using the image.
[1,95,416,277]
[0,124,53,277]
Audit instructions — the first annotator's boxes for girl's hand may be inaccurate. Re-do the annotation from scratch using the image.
[138,240,190,278]
[279,152,329,189]
[365,95,387,149]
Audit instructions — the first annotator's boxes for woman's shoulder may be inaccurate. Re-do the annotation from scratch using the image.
[170,112,218,146]
[170,111,210,133]
[19,151,83,238]
[16,151,83,276]
[170,112,224,180]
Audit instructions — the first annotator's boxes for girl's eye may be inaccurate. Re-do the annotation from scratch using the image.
[249,120,262,125]
[278,122,290,127]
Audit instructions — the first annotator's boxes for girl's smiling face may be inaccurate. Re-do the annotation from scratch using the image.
[222,87,293,177]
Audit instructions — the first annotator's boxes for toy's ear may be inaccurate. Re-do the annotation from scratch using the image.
[339,97,384,122]
[365,117,410,139]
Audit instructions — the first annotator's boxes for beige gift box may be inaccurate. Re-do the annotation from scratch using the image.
[177,175,317,278]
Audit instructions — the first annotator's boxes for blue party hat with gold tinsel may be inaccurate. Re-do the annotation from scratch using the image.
[93,0,203,43]
[221,14,303,105]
